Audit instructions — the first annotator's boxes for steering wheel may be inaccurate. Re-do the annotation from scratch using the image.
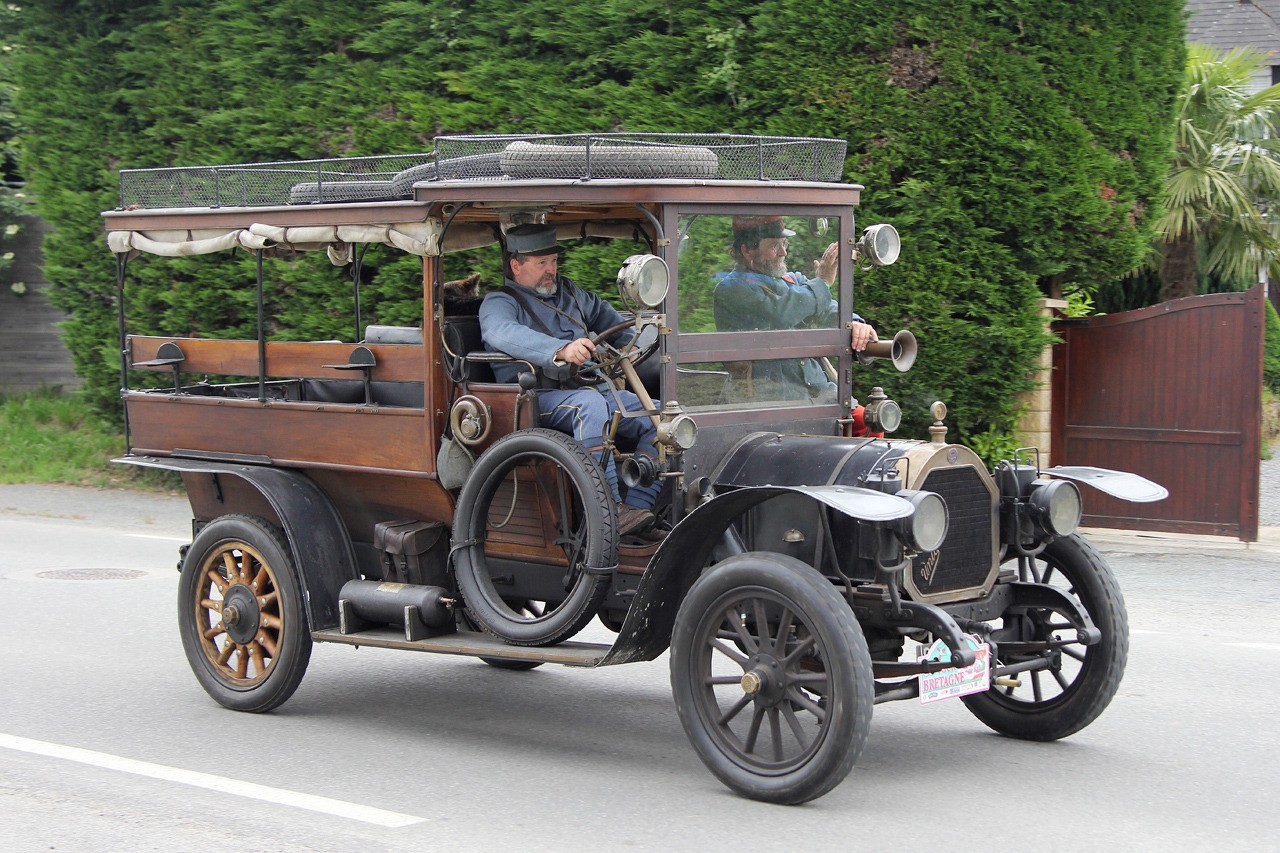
[570,318,661,387]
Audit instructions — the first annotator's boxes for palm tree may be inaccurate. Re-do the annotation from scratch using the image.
[1158,45,1280,302]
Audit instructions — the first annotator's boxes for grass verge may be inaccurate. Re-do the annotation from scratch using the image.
[0,388,179,490]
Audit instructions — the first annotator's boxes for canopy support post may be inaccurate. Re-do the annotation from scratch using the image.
[353,243,369,344]
[256,248,266,402]
[115,252,132,454]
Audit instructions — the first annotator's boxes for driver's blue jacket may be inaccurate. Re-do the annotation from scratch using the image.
[479,277,629,385]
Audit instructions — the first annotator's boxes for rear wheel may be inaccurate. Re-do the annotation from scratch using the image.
[670,552,874,804]
[962,533,1128,740]
[453,429,617,646]
[177,514,311,712]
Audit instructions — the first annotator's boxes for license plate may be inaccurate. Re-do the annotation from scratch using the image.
[917,634,991,704]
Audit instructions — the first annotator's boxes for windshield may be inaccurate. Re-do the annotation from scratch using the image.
[673,213,845,413]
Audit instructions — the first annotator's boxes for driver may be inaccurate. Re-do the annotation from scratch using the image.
[478,223,662,535]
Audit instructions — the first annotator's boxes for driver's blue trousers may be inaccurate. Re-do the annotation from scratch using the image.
[535,387,662,510]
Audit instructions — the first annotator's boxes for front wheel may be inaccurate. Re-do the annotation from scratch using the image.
[962,533,1128,740]
[670,552,874,804]
[177,514,312,712]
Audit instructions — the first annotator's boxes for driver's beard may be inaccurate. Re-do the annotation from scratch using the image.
[533,276,558,297]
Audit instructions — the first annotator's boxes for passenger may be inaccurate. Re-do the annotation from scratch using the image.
[713,216,877,402]
[478,223,661,535]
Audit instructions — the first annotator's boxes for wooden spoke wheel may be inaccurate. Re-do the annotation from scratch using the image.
[178,515,311,712]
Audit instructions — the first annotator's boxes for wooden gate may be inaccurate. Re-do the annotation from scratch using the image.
[1051,285,1264,541]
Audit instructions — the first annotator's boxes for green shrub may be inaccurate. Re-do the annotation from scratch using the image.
[12,1,1185,443]
[1265,299,1280,396]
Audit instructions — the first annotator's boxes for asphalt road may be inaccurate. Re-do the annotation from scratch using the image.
[1,484,1276,852]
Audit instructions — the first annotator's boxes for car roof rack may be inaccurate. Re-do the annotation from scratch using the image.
[116,133,848,211]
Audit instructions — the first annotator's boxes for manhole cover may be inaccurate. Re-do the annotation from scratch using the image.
[35,568,149,581]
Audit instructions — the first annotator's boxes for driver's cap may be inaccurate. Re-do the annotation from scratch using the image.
[505,223,561,256]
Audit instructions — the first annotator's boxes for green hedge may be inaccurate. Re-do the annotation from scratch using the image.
[12,1,1185,443]
[1265,298,1280,396]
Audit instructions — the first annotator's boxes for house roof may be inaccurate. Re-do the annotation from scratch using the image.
[1186,0,1280,55]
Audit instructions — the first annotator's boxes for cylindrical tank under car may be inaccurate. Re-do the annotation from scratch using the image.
[338,579,455,634]
[712,433,1000,603]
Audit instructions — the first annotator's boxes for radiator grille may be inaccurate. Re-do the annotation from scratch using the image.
[909,466,996,600]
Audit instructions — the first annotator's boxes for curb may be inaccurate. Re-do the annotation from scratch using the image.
[1078,525,1280,556]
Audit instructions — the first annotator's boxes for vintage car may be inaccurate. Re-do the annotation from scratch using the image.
[103,133,1165,804]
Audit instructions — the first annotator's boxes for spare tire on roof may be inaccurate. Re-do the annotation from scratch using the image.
[288,180,398,205]
[388,153,506,196]
[500,141,719,180]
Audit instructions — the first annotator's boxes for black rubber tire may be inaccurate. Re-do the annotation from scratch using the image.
[479,656,544,671]
[177,514,312,713]
[962,533,1128,741]
[389,153,505,195]
[457,608,545,670]
[453,429,617,646]
[670,552,874,804]
[500,141,718,180]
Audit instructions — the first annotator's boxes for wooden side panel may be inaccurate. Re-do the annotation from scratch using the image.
[1052,286,1263,540]
[129,336,425,382]
[125,394,431,475]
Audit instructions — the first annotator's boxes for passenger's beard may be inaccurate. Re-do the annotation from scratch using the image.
[752,257,787,279]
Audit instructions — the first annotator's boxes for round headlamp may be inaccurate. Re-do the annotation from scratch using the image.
[895,489,949,553]
[856,223,901,267]
[617,254,670,308]
[657,413,698,450]
[865,398,903,434]
[1028,479,1082,538]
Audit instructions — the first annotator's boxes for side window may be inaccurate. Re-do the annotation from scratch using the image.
[674,214,840,334]
[674,214,843,412]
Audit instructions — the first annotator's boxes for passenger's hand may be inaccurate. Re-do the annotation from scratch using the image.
[850,322,878,352]
[815,242,840,284]
[556,337,597,365]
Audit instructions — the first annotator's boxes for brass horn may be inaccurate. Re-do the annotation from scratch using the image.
[856,329,917,372]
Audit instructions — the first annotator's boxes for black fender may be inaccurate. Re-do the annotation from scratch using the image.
[599,484,915,665]
[1044,466,1168,502]
[114,455,358,631]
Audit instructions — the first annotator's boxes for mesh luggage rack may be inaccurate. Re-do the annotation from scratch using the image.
[116,133,848,210]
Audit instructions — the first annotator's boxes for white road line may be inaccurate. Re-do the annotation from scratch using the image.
[123,533,188,542]
[0,733,427,828]
[1223,642,1280,651]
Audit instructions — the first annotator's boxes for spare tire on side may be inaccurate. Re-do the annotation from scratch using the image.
[452,428,618,646]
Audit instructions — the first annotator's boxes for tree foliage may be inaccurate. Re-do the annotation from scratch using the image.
[0,1,27,284]
[11,1,1185,440]
[1157,45,1280,302]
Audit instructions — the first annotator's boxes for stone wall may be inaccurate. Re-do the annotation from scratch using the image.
[1014,297,1066,466]
[0,216,80,394]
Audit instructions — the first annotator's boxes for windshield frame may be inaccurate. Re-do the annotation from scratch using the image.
[662,202,855,424]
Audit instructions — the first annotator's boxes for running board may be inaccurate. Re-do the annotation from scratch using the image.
[311,626,609,667]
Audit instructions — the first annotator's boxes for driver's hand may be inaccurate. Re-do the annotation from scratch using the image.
[556,337,597,365]
[850,322,878,352]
